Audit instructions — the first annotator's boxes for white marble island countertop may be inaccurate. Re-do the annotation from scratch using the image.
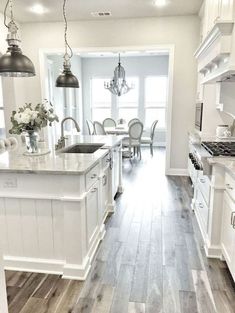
[0,135,123,175]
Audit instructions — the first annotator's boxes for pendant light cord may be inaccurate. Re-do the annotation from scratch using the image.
[63,0,73,61]
[4,0,10,28]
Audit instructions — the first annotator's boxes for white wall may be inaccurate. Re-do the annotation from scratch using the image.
[0,15,199,171]
[0,13,26,136]
[82,55,168,144]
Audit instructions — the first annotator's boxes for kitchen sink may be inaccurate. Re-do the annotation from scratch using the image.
[60,143,104,154]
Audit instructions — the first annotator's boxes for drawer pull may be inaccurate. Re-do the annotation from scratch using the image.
[91,174,97,179]
[200,178,206,184]
[91,188,97,193]
[231,212,235,225]
[199,203,204,209]
[102,174,107,186]
[226,183,233,190]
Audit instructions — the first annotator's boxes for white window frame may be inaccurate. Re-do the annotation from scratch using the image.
[90,77,112,122]
[144,75,168,130]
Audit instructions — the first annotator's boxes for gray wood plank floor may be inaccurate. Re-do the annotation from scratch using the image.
[5,148,235,313]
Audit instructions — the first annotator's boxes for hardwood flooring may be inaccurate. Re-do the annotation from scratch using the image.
[5,148,235,313]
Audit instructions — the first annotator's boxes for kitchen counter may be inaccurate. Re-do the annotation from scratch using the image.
[0,134,123,280]
[0,135,123,175]
[207,157,235,180]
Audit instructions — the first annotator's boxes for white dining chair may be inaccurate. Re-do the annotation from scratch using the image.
[122,121,143,160]
[128,118,140,127]
[86,119,94,135]
[103,118,116,128]
[141,120,158,156]
[93,121,107,135]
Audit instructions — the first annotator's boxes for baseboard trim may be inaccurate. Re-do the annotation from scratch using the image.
[166,168,189,176]
[4,256,64,275]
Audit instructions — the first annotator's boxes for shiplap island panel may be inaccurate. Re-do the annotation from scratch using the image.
[0,135,123,280]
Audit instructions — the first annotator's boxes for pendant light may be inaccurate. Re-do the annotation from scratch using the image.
[0,0,35,77]
[56,0,79,88]
[104,54,132,97]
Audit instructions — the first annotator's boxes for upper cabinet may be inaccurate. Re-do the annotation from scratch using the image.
[195,0,235,85]
[202,0,234,41]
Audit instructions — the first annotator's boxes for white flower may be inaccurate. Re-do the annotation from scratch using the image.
[21,113,31,124]
[30,111,38,120]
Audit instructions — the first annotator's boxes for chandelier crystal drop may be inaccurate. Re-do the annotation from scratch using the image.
[0,0,35,77]
[104,54,133,97]
[55,0,79,88]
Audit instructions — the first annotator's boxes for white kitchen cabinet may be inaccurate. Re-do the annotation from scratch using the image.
[86,181,100,254]
[201,0,235,41]
[221,182,235,280]
[112,145,120,199]
[220,0,234,21]
[100,167,109,222]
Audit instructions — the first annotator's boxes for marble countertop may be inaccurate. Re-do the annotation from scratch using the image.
[0,135,123,175]
[207,157,235,179]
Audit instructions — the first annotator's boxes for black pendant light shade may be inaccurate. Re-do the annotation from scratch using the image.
[56,0,79,88]
[0,1,35,77]
[56,66,79,88]
[0,46,35,77]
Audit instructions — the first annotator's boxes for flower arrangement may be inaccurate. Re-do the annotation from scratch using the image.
[9,100,59,135]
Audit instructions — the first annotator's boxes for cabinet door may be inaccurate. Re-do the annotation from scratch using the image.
[86,183,99,249]
[219,0,234,20]
[112,147,119,198]
[221,192,235,270]
[101,168,109,220]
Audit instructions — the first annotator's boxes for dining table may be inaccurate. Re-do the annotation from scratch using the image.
[105,125,129,135]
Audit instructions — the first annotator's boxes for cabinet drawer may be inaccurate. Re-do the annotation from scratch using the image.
[225,173,235,201]
[195,189,209,233]
[198,173,210,205]
[85,163,100,191]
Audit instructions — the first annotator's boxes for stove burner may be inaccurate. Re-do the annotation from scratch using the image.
[201,141,235,156]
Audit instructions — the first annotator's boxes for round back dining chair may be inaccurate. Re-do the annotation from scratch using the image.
[86,119,94,135]
[93,121,107,135]
[150,120,159,141]
[103,118,116,128]
[129,121,144,159]
[128,118,140,127]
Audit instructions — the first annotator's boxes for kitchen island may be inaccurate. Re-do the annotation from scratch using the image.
[0,135,123,280]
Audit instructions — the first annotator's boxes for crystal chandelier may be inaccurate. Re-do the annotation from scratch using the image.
[104,54,133,96]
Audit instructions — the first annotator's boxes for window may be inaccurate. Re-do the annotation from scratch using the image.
[145,76,168,128]
[91,78,111,122]
[117,77,139,122]
[0,79,5,138]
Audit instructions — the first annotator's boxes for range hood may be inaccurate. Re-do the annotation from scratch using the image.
[195,21,235,84]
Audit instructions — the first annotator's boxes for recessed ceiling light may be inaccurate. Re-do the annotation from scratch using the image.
[154,0,168,7]
[29,4,48,15]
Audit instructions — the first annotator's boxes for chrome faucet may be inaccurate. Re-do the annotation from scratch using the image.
[55,117,80,150]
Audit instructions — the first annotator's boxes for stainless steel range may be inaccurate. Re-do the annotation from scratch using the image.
[202,141,235,156]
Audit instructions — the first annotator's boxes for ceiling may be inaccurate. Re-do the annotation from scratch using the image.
[0,0,203,23]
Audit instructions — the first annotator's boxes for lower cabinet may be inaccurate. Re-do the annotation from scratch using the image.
[221,191,235,280]
[86,182,99,252]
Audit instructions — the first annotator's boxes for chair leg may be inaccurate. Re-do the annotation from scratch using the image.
[139,146,142,160]
[150,143,153,156]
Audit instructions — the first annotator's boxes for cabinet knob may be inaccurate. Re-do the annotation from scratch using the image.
[226,183,233,190]
[91,174,97,179]
[200,178,206,184]
[91,187,97,193]
[199,203,204,209]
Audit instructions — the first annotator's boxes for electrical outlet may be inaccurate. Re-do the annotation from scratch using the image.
[3,177,17,188]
